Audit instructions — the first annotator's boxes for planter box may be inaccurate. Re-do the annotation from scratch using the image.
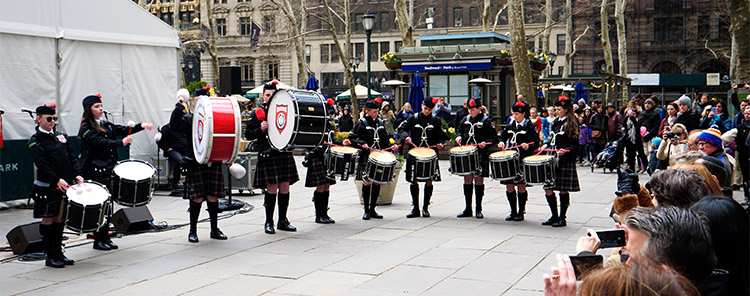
[531,62,547,71]
[356,161,403,205]
[385,62,401,70]
[497,59,512,66]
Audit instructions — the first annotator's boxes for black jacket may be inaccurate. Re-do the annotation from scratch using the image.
[675,110,700,132]
[244,103,272,153]
[78,119,144,176]
[397,112,448,148]
[347,116,393,160]
[693,269,730,296]
[158,122,190,156]
[336,114,354,132]
[499,119,539,159]
[456,113,498,155]
[546,117,578,164]
[28,128,80,184]
[589,111,608,138]
[307,121,338,162]
[454,107,469,128]
[638,107,661,141]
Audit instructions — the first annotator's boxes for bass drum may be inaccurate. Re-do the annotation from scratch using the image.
[192,96,242,164]
[267,89,328,151]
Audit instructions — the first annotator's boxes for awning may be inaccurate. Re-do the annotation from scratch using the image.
[401,58,493,72]
[335,84,382,101]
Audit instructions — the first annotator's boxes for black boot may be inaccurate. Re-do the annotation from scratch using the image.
[369,185,383,219]
[53,222,73,265]
[542,193,559,226]
[92,224,111,251]
[41,224,64,268]
[552,193,569,227]
[207,201,227,239]
[475,184,485,219]
[457,184,474,218]
[188,200,201,242]
[505,191,518,221]
[362,185,371,220]
[406,184,420,218]
[277,193,297,231]
[515,191,528,221]
[318,191,335,224]
[422,185,433,218]
[264,193,277,234]
[313,191,323,223]
[101,218,118,249]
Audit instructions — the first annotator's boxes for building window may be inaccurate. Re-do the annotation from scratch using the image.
[241,62,254,82]
[305,45,311,64]
[267,62,279,80]
[395,41,402,52]
[213,0,226,3]
[526,37,534,52]
[370,42,378,61]
[160,12,173,25]
[453,8,463,27]
[216,18,226,36]
[470,7,479,26]
[379,12,389,31]
[717,17,730,41]
[355,43,364,61]
[330,44,339,63]
[322,72,344,88]
[654,17,681,41]
[353,14,363,32]
[498,9,508,25]
[264,15,275,33]
[379,42,389,59]
[556,34,565,55]
[321,44,330,63]
[240,17,250,35]
[429,75,468,109]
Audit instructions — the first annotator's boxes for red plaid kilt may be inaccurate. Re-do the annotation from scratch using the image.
[305,158,336,187]
[254,152,299,188]
[185,162,225,200]
[549,161,580,192]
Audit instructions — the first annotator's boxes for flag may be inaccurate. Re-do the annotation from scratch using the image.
[251,21,261,49]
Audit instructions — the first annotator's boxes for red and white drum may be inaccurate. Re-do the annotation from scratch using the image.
[192,96,242,164]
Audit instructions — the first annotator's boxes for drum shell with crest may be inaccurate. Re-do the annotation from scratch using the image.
[65,180,110,233]
[407,147,438,181]
[490,150,520,181]
[267,89,328,151]
[365,150,398,184]
[523,155,556,184]
[325,146,359,180]
[112,159,156,207]
[449,146,479,176]
[192,96,242,164]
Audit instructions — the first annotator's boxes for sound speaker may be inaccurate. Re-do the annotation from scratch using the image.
[112,206,154,233]
[219,66,242,95]
[6,222,44,255]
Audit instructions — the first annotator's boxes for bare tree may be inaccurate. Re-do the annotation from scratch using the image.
[599,0,614,101]
[271,0,308,86]
[393,0,414,47]
[541,0,552,79]
[562,0,573,78]
[614,0,628,100]
[728,0,750,83]
[321,0,360,120]
[481,0,491,32]
[491,3,509,32]
[508,0,535,101]
[204,0,220,88]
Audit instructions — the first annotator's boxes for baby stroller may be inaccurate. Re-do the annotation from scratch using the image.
[592,138,623,173]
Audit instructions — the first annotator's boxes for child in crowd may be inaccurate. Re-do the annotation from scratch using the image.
[647,137,662,175]
[578,116,591,165]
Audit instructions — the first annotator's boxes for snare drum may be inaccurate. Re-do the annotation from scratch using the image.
[365,151,398,184]
[489,150,520,181]
[407,147,438,181]
[112,159,155,207]
[65,181,110,234]
[522,155,556,184]
[325,146,359,180]
[267,89,329,151]
[193,96,242,164]
[449,146,479,176]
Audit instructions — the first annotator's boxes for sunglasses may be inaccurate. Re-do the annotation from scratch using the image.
[45,116,58,122]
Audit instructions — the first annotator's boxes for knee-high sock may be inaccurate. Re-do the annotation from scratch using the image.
[423,185,433,210]
[517,191,528,214]
[559,193,570,219]
[475,184,485,212]
[278,193,290,220]
[506,190,517,214]
[189,200,202,233]
[264,193,276,223]
[545,193,558,218]
[370,185,381,210]
[410,184,420,209]
[206,200,219,230]
[463,184,473,210]
[362,185,371,210]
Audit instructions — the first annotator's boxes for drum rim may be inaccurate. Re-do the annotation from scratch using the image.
[192,96,213,164]
[113,159,156,181]
[267,89,328,151]
[490,150,518,158]
[66,180,111,204]
[450,146,477,153]
[330,146,359,154]
[369,151,398,164]
[523,155,554,163]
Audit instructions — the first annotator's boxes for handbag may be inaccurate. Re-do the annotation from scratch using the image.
[591,130,602,139]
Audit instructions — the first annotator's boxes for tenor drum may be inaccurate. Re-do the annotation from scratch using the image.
[407,147,438,181]
[325,146,359,180]
[267,89,328,151]
[193,96,242,164]
[65,181,110,234]
[523,155,556,184]
[365,151,398,184]
[449,146,479,176]
[489,150,520,181]
[112,159,155,207]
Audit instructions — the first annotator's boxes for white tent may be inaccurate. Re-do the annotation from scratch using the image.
[0,0,180,161]
[335,84,382,101]
[244,80,296,99]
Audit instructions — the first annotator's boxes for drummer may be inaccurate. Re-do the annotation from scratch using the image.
[245,82,300,234]
[28,104,83,268]
[343,98,393,220]
[304,98,339,224]
[170,87,228,243]
[497,101,539,221]
[78,94,153,251]
[455,97,497,219]
[539,96,580,227]
[398,97,447,218]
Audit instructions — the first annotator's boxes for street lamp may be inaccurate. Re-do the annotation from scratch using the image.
[547,52,557,75]
[363,11,374,100]
[350,56,361,83]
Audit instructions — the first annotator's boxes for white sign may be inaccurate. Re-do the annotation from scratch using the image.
[706,73,719,86]
[629,74,660,86]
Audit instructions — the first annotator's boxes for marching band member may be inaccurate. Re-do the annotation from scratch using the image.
[343,98,393,220]
[497,102,539,221]
[245,82,300,234]
[28,104,83,268]
[304,98,339,224]
[169,88,228,243]
[398,97,447,218]
[539,96,580,227]
[78,94,153,250]
[455,97,497,219]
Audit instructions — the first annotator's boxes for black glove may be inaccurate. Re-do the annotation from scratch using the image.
[615,167,640,196]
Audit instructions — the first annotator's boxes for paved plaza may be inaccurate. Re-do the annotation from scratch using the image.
[2,157,644,295]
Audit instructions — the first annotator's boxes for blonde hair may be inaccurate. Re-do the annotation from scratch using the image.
[673,162,723,195]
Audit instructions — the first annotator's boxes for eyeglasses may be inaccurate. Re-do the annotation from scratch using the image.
[45,116,58,122]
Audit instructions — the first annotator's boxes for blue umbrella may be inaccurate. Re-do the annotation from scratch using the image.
[574,81,586,103]
[408,74,425,108]
[305,76,319,91]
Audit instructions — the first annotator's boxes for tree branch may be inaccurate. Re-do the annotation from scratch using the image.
[570,25,591,58]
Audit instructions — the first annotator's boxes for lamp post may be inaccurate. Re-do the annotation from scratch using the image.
[362,11,374,100]
[547,52,557,76]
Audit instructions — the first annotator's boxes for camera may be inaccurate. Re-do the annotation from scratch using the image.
[666,132,675,139]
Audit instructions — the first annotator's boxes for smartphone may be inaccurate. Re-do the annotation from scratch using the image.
[738,83,746,88]
[711,107,717,113]
[592,229,627,248]
[569,254,603,280]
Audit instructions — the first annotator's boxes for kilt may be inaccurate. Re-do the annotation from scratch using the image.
[546,161,580,192]
[305,158,336,187]
[500,173,525,185]
[185,162,225,200]
[354,156,368,181]
[32,185,65,218]
[254,152,299,188]
[474,151,490,178]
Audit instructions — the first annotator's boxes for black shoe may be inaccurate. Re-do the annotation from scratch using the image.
[277,219,297,232]
[315,216,336,224]
[169,189,184,196]
[362,210,370,220]
[513,213,525,221]
[210,228,228,240]
[93,240,111,251]
[552,218,567,227]
[264,222,275,234]
[475,212,484,219]
[369,210,383,219]
[57,252,74,265]
[421,209,430,218]
[406,208,420,218]
[45,253,65,268]
[505,213,517,221]
[457,209,473,218]
[542,216,558,226]
[188,231,199,243]
[105,239,118,250]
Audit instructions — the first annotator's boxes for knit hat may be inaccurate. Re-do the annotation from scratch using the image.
[511,101,528,114]
[467,97,482,108]
[36,104,56,115]
[82,94,102,108]
[555,96,572,108]
[423,97,439,109]
[697,125,723,147]
[644,98,655,105]
[677,95,691,106]
[651,137,662,147]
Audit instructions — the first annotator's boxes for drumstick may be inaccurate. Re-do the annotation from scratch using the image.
[383,144,402,151]
[504,142,535,150]
[127,120,136,136]
[535,148,570,154]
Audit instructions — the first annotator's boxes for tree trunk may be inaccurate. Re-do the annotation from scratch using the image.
[562,0,573,78]
[615,0,628,102]
[481,0,491,32]
[322,0,359,120]
[600,0,614,102]
[273,0,307,87]
[394,0,414,47]
[728,0,750,84]
[541,0,552,78]
[508,0,535,102]
[204,0,219,89]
